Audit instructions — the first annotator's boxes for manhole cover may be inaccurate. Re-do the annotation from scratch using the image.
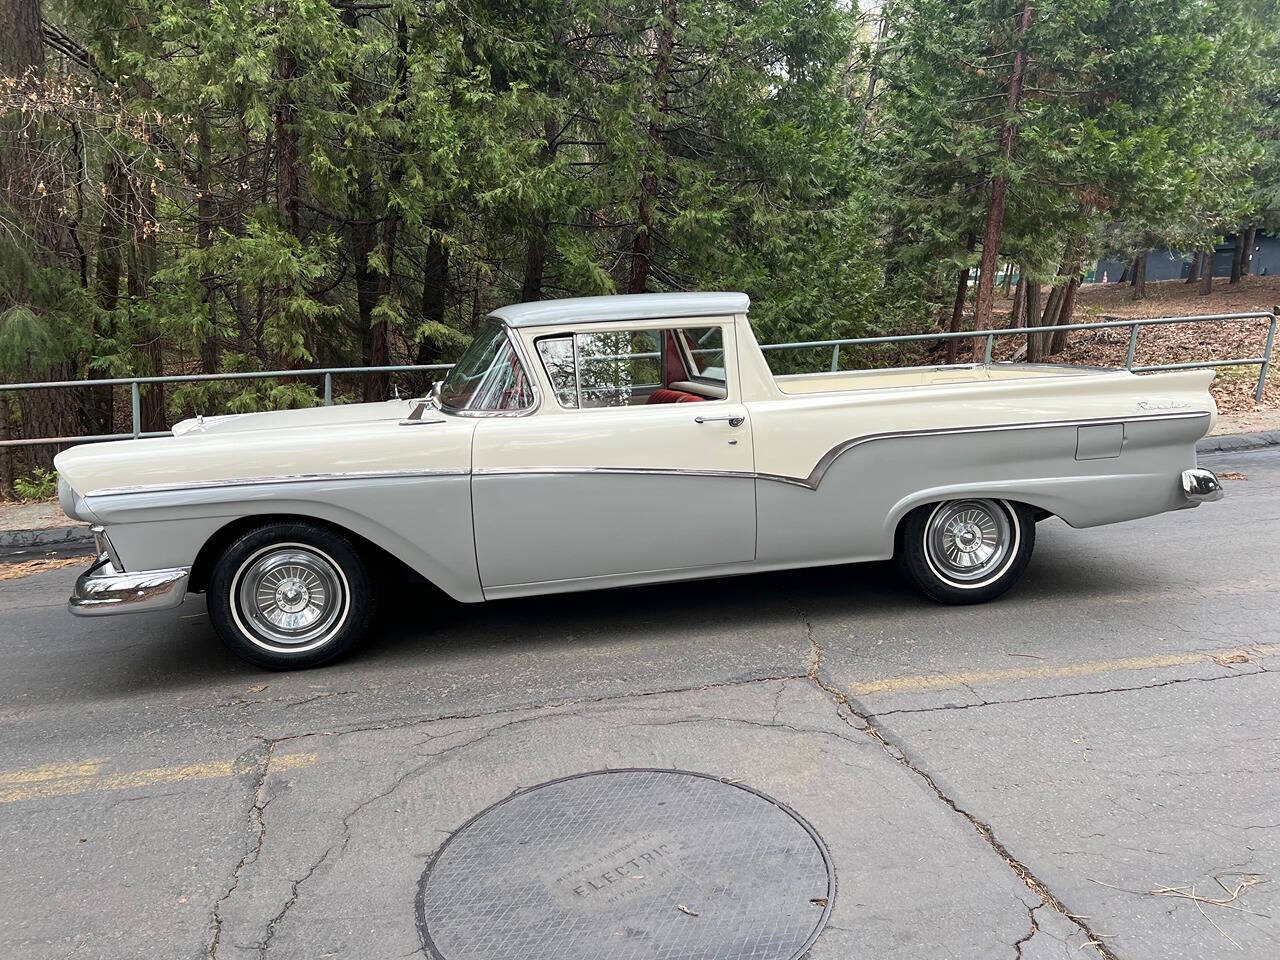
[416,768,834,960]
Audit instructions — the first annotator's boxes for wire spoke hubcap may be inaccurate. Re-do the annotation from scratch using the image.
[234,546,347,649]
[925,499,1014,584]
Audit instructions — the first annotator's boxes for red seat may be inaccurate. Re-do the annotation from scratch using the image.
[647,388,705,404]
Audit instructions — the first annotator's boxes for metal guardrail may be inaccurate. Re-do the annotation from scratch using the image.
[761,311,1277,402]
[0,363,454,447]
[0,311,1274,448]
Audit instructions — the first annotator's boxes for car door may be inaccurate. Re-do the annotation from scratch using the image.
[470,319,756,592]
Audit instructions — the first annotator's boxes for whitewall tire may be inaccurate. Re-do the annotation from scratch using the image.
[896,498,1035,604]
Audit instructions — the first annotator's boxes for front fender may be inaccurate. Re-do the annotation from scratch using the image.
[82,475,483,603]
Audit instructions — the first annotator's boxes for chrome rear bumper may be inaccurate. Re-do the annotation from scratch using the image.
[69,554,190,617]
[1181,468,1224,504]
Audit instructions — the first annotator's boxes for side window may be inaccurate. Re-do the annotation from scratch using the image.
[676,327,726,385]
[577,329,662,407]
[536,336,578,408]
[536,325,727,409]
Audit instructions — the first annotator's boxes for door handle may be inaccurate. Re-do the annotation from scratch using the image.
[694,415,744,427]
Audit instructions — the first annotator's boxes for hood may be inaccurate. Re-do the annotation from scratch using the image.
[54,398,464,500]
[170,399,432,437]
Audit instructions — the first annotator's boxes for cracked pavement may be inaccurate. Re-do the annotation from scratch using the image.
[0,447,1277,959]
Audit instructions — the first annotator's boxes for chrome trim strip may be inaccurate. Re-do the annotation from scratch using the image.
[473,466,754,481]
[754,411,1212,490]
[87,468,470,498]
[86,411,1209,497]
[69,554,189,617]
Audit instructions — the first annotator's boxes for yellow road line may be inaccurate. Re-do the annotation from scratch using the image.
[0,760,103,786]
[0,752,316,804]
[848,643,1280,697]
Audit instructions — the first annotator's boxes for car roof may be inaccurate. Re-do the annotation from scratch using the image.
[489,292,750,329]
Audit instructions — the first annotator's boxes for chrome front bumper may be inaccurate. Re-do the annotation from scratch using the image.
[1181,468,1224,504]
[69,554,190,617]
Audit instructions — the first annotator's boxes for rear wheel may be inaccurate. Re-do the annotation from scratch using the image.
[207,522,375,669]
[896,498,1034,604]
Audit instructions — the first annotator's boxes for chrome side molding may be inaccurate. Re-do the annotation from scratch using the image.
[1181,468,1224,503]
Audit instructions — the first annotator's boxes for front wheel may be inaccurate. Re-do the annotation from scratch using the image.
[895,498,1035,604]
[207,522,376,669]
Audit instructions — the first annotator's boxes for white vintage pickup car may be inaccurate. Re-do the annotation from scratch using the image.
[55,292,1223,668]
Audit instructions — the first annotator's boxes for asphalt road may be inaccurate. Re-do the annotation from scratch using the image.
[1,448,1278,960]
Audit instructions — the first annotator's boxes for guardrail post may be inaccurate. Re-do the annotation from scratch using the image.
[130,382,141,439]
[1259,310,1278,402]
[1125,323,1139,371]
[983,333,994,365]
[323,372,333,406]
[830,344,840,372]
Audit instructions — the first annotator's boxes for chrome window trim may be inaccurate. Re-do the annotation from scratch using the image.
[86,468,469,498]
[440,323,542,419]
[533,321,734,411]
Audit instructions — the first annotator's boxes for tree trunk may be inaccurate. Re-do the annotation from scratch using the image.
[128,177,165,432]
[1128,255,1139,286]
[971,1,1033,362]
[1199,247,1214,295]
[1186,250,1202,284]
[1231,228,1247,284]
[1024,279,1042,361]
[274,44,301,238]
[521,217,549,303]
[92,159,126,433]
[1050,268,1081,355]
[945,232,975,363]
[1242,227,1257,278]
[415,231,450,393]
[629,0,675,294]
[196,116,219,374]
[363,15,409,401]
[521,102,561,301]
[1031,281,1063,361]
[857,5,890,136]
[1131,251,1148,300]
[0,0,45,264]
[1008,273,1025,328]
[0,0,44,82]
[0,397,13,499]
[1000,262,1014,297]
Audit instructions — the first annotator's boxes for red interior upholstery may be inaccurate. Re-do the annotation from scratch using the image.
[647,388,705,404]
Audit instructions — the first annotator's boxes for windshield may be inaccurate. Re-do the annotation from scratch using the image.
[438,322,534,413]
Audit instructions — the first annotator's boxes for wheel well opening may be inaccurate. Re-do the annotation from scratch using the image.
[892,498,1052,555]
[187,514,423,594]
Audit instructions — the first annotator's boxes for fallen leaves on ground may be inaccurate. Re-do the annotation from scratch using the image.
[1218,471,1248,480]
[1211,651,1252,666]
[0,555,90,581]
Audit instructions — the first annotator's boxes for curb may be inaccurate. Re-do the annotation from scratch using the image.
[0,431,1276,551]
[0,523,93,551]
[1197,430,1280,454]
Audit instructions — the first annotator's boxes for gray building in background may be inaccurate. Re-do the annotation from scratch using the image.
[1092,232,1280,283]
